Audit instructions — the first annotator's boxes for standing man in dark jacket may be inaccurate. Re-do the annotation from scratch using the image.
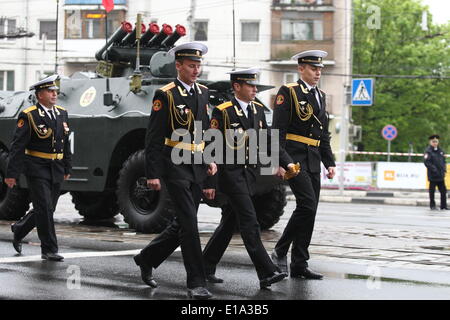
[202,68,295,288]
[424,134,448,210]
[133,42,217,300]
[5,75,71,261]
[271,50,336,280]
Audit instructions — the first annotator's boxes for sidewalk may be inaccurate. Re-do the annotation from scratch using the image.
[286,189,449,207]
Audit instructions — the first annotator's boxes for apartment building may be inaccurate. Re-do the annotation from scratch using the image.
[0,0,351,156]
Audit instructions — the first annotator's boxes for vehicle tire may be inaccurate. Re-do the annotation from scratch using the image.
[252,183,287,230]
[116,150,174,233]
[70,191,119,220]
[0,150,30,220]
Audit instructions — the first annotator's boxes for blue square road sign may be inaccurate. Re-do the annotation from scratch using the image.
[351,78,374,106]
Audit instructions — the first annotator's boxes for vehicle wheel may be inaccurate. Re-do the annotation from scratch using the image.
[70,191,119,220]
[0,150,30,220]
[252,183,287,230]
[116,150,174,233]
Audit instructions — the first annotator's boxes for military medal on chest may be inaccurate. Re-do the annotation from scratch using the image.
[63,122,70,134]
[38,124,48,135]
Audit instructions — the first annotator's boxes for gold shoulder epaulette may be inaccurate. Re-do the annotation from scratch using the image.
[160,82,175,92]
[55,105,66,111]
[198,83,208,89]
[253,101,263,107]
[23,106,37,114]
[217,101,233,111]
[286,83,299,88]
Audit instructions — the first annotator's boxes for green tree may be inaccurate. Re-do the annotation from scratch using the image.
[352,0,449,162]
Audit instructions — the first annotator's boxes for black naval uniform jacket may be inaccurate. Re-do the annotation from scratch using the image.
[272,79,335,173]
[210,98,291,196]
[424,146,447,182]
[6,103,72,183]
[145,79,212,186]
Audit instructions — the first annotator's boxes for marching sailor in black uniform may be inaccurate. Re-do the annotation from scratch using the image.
[133,42,217,300]
[5,75,71,261]
[270,50,336,279]
[202,68,296,288]
[424,134,448,210]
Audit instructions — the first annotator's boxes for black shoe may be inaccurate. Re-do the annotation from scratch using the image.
[441,207,450,210]
[291,267,323,280]
[260,271,287,289]
[271,251,288,274]
[11,224,22,254]
[206,274,224,283]
[187,287,213,300]
[430,206,438,210]
[133,254,157,288]
[41,253,64,261]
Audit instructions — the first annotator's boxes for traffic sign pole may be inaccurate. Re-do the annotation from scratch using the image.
[387,140,391,162]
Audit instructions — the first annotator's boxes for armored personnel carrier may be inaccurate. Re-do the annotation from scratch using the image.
[0,21,287,233]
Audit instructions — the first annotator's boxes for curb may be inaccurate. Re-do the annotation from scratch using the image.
[286,194,442,207]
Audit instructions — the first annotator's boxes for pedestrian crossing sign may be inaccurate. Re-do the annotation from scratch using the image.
[351,78,374,106]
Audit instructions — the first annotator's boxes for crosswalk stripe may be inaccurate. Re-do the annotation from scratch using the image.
[0,248,181,264]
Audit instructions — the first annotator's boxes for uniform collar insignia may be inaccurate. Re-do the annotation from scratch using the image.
[195,83,202,95]
[300,83,309,94]
[177,85,188,97]
[234,105,244,117]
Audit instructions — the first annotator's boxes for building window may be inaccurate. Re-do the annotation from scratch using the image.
[40,21,57,40]
[279,0,323,4]
[0,71,15,91]
[0,18,16,40]
[241,21,259,42]
[284,72,297,84]
[281,19,323,40]
[194,21,208,41]
[65,10,125,39]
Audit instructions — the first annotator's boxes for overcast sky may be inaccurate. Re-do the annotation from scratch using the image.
[422,0,450,25]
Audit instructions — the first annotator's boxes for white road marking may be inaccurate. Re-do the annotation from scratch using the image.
[0,248,181,264]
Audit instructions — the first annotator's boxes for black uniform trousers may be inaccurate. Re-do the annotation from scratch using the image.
[429,181,447,209]
[274,169,321,271]
[203,193,277,280]
[139,178,206,289]
[14,176,61,254]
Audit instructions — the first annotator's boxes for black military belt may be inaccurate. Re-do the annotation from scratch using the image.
[25,149,64,160]
[286,133,320,147]
[164,138,205,152]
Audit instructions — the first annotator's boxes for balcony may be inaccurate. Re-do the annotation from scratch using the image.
[272,0,334,12]
[270,7,334,61]
[270,40,334,62]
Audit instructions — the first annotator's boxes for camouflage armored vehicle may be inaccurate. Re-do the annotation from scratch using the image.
[0,21,287,233]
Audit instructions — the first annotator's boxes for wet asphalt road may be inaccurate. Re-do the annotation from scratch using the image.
[1,239,450,300]
[1,196,450,300]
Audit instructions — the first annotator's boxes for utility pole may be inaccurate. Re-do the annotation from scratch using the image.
[55,0,59,74]
[188,0,196,41]
[232,0,236,70]
[41,33,47,78]
[23,0,30,90]
[338,0,352,195]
